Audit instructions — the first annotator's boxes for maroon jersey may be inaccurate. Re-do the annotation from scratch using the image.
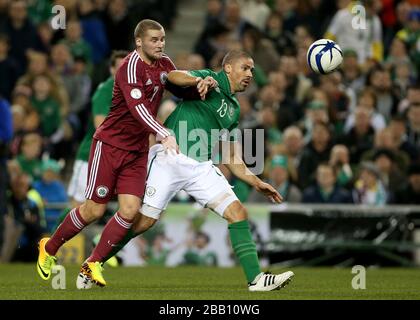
[94,50,175,152]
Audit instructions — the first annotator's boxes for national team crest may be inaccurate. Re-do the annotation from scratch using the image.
[229,105,234,117]
[96,185,109,198]
[160,72,168,84]
[146,186,156,197]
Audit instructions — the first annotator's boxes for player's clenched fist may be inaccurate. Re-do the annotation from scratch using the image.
[196,76,218,100]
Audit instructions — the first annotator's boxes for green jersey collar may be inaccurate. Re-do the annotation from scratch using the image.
[216,70,235,97]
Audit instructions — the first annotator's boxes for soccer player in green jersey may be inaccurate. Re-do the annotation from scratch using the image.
[82,50,294,291]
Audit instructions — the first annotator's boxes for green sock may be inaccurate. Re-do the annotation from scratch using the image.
[228,220,261,283]
[103,228,138,262]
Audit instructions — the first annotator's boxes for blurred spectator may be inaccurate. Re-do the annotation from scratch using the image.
[268,71,301,126]
[238,0,271,31]
[61,19,93,66]
[194,22,230,67]
[223,0,252,41]
[372,148,406,197]
[0,33,19,100]
[17,50,70,117]
[205,0,224,28]
[263,11,294,55]
[257,105,283,154]
[325,0,383,66]
[182,231,218,266]
[277,126,304,185]
[394,162,420,204]
[27,0,53,25]
[33,159,68,233]
[78,0,110,65]
[0,96,13,253]
[396,7,420,70]
[249,155,302,203]
[16,132,43,180]
[389,115,419,161]
[10,86,40,137]
[63,55,92,138]
[361,127,410,173]
[366,66,398,121]
[279,55,312,107]
[299,122,332,188]
[1,172,45,262]
[384,37,412,73]
[30,74,63,139]
[406,102,420,149]
[329,144,353,188]
[353,161,388,205]
[9,104,32,159]
[392,60,414,101]
[37,22,54,53]
[319,71,352,131]
[302,163,353,204]
[344,87,386,133]
[301,100,330,144]
[398,83,420,114]
[0,0,45,75]
[103,0,132,50]
[241,26,280,75]
[340,49,365,95]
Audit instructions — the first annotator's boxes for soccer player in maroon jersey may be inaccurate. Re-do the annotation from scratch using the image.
[36,19,213,286]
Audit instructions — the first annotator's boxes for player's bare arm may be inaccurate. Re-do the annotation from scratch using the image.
[167,70,218,100]
[221,140,283,204]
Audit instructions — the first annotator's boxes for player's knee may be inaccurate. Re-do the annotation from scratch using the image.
[223,201,248,224]
[80,201,106,222]
[119,203,140,220]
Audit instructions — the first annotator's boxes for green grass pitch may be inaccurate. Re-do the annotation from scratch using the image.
[0,264,419,300]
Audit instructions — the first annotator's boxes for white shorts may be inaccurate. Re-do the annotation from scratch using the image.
[67,159,88,203]
[142,144,238,219]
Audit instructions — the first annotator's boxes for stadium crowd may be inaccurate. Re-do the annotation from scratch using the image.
[1,0,420,262]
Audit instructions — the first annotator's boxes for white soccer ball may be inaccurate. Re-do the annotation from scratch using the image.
[307,39,343,74]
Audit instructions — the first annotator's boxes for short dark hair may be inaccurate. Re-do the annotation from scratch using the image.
[134,19,163,39]
[221,50,252,68]
[110,50,128,67]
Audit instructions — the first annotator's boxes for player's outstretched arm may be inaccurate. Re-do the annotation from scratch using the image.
[221,141,283,204]
[168,70,218,100]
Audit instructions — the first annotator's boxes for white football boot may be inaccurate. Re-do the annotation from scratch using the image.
[76,271,93,289]
[248,271,294,292]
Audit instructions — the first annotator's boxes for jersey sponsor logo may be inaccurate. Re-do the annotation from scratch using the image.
[130,88,142,99]
[146,78,152,85]
[160,72,168,85]
[96,185,109,198]
[146,186,156,197]
[215,87,220,93]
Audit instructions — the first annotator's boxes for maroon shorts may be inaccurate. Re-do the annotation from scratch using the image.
[84,139,148,203]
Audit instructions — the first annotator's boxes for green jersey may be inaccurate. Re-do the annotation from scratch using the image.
[164,69,240,162]
[76,77,114,161]
[30,96,61,137]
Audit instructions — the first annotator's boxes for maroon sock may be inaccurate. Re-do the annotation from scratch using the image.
[45,207,87,255]
[87,212,133,263]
